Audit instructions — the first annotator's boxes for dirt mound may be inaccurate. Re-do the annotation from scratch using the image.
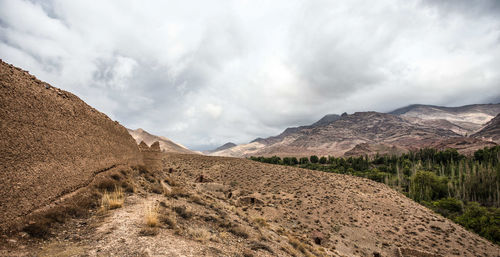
[0,60,142,232]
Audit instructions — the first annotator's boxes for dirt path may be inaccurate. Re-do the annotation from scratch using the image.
[34,194,222,257]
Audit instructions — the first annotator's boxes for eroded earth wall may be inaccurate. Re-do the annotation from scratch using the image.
[0,60,142,231]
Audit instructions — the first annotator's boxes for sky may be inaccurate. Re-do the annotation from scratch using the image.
[1,0,500,150]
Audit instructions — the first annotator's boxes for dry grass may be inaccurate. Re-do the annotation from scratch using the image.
[100,186,124,211]
[229,225,250,238]
[280,245,300,257]
[187,227,211,242]
[188,194,205,205]
[159,209,177,228]
[139,227,159,236]
[145,204,159,227]
[173,205,193,219]
[288,236,313,257]
[165,186,190,198]
[253,217,268,228]
[163,176,178,186]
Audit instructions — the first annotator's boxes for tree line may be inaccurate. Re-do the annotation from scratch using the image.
[249,146,500,244]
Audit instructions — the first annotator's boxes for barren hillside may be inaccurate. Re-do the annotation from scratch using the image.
[391,104,500,134]
[472,113,500,143]
[213,104,500,158]
[5,153,497,256]
[213,112,463,157]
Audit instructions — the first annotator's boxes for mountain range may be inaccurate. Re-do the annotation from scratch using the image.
[211,103,500,157]
[127,128,197,154]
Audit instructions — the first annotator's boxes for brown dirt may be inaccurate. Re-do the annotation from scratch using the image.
[3,153,498,256]
[0,60,142,233]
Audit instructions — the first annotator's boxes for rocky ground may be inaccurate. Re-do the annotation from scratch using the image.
[1,153,499,257]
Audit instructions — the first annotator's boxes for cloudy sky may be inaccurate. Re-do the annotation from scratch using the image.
[1,0,500,150]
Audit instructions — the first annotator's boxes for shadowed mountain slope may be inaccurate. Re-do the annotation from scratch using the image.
[213,104,500,158]
[472,113,500,143]
[213,112,462,157]
[391,103,500,134]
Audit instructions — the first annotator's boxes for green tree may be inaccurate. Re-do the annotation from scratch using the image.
[310,155,319,163]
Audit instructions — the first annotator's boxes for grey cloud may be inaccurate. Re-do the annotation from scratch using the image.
[1,0,500,150]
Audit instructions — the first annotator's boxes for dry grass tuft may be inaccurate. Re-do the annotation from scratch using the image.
[145,204,159,227]
[188,194,205,205]
[229,225,250,238]
[253,217,269,228]
[165,186,190,198]
[173,205,193,219]
[139,227,159,236]
[163,176,178,186]
[187,227,211,242]
[159,209,177,228]
[100,186,124,211]
[288,236,311,256]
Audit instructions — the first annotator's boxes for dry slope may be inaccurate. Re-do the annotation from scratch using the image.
[4,153,499,256]
[0,60,142,232]
[164,154,500,256]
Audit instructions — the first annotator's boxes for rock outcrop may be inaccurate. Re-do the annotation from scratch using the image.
[0,60,142,231]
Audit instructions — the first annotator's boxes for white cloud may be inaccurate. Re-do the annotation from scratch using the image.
[1,0,499,150]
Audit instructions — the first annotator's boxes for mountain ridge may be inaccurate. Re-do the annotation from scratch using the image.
[212,104,500,157]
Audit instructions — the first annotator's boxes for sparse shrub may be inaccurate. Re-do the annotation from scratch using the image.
[164,176,177,186]
[159,212,177,228]
[110,173,122,181]
[133,165,149,174]
[96,178,118,191]
[189,194,205,205]
[280,245,300,257]
[100,186,124,210]
[253,217,268,228]
[120,169,129,176]
[173,205,193,219]
[166,186,190,198]
[23,217,51,238]
[230,181,238,187]
[250,241,274,253]
[139,227,159,236]
[145,204,159,227]
[229,225,250,238]
[121,180,135,193]
[187,227,211,242]
[151,183,163,194]
[288,236,309,255]
[44,206,67,223]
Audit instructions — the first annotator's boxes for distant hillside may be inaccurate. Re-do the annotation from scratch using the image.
[391,103,500,134]
[472,113,500,143]
[127,128,196,154]
[213,104,500,157]
[204,142,237,154]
